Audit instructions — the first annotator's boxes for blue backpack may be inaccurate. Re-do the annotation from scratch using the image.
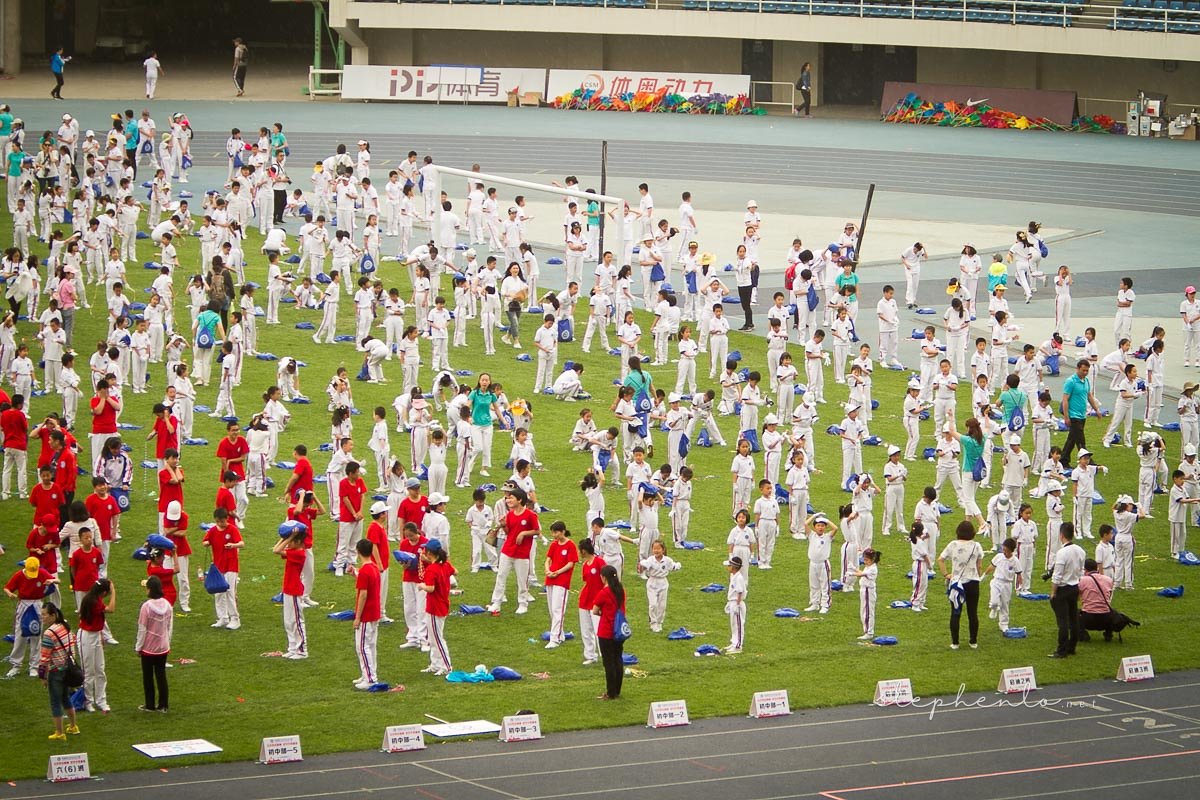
[196,328,214,349]
[1008,404,1025,433]
[557,318,573,342]
[806,283,820,312]
[650,263,665,283]
[685,271,697,294]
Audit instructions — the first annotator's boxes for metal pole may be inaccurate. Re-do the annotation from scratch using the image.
[312,1,322,73]
[599,140,608,257]
[854,183,875,267]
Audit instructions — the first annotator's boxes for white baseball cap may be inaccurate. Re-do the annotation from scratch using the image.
[764,413,779,425]
[369,501,388,516]
[887,445,901,456]
[1008,434,1022,445]
[746,200,757,208]
[427,493,449,506]
[1078,448,1092,458]
[1045,480,1064,493]
[166,500,182,520]
[668,392,682,403]
[1185,444,1197,457]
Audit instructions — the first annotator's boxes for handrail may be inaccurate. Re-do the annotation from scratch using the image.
[750,80,797,111]
[394,0,1200,34]
[308,67,344,99]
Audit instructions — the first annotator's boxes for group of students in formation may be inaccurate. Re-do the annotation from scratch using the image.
[3,103,1193,740]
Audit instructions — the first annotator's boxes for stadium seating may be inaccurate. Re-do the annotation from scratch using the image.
[394,0,1200,32]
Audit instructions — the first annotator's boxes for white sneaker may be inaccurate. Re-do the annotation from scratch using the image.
[857,633,873,640]
[211,621,228,628]
[803,605,818,612]
[485,604,499,614]
[420,645,431,653]
[515,605,528,615]
[353,680,371,690]
[180,606,191,613]
[226,621,241,630]
[544,641,560,649]
[723,646,742,655]
[582,658,597,666]
[399,641,420,649]
[7,665,22,678]
[335,567,345,577]
[419,665,439,673]
[819,608,829,614]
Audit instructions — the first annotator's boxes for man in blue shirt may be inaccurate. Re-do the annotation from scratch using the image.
[50,47,70,100]
[1060,359,1101,468]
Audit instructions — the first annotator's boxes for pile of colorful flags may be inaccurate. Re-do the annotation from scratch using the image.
[551,86,763,115]
[883,92,1122,133]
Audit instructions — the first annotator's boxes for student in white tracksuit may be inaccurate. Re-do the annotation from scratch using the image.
[724,557,747,653]
[752,481,780,569]
[909,524,932,611]
[882,448,907,535]
[638,540,680,634]
[987,539,1021,631]
[804,515,835,612]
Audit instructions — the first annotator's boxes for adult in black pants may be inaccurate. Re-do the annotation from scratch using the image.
[136,577,173,712]
[232,38,249,97]
[1048,523,1086,658]
[733,244,754,331]
[592,565,626,700]
[1059,359,1100,468]
[795,62,812,117]
[937,520,985,650]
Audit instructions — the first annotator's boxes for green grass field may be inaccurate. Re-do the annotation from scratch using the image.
[0,194,1196,781]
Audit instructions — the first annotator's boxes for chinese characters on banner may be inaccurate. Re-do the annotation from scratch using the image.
[340,66,751,103]
[546,70,750,98]
[341,65,545,102]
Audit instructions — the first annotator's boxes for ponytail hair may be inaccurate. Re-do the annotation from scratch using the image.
[599,564,624,606]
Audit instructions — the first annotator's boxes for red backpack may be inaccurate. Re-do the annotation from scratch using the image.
[784,262,797,291]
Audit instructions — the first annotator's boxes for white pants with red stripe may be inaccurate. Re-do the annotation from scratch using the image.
[546,584,569,644]
[282,593,307,656]
[426,613,451,672]
[859,584,875,636]
[808,559,831,611]
[645,579,669,631]
[214,572,240,626]
[726,600,745,649]
[402,581,427,645]
[355,620,378,684]
[911,559,929,609]
[579,607,599,662]
[336,521,360,570]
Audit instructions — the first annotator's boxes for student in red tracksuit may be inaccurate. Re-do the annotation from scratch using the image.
[202,508,243,629]
[352,539,381,689]
[543,520,578,650]
[364,501,393,623]
[274,523,309,659]
[419,538,455,676]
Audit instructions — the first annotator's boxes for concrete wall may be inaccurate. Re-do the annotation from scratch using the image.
[917,49,1200,108]
[773,40,819,105]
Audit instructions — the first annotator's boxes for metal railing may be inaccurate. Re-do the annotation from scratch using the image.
[388,0,1200,34]
[1078,96,1200,117]
[751,81,797,112]
[308,67,344,99]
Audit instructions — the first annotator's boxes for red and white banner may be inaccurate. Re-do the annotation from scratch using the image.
[546,69,750,98]
[341,65,545,102]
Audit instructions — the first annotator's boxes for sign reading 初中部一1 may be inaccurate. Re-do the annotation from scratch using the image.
[750,690,792,718]
[648,700,691,729]
[259,735,303,765]
[874,679,915,707]
[47,753,90,783]
[499,714,543,743]
[341,66,545,102]
[546,70,751,99]
[1117,655,1155,682]
[998,667,1038,694]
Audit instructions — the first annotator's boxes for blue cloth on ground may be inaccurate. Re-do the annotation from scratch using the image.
[774,608,801,618]
[681,541,704,550]
[610,520,632,530]
[1178,552,1200,566]
[622,653,639,665]
[667,628,696,640]
[1158,585,1184,598]
[256,353,279,360]
[1003,627,1028,638]
[872,636,898,645]
[491,666,522,681]
[700,583,725,593]
[459,604,485,614]
[540,631,575,641]
[1020,593,1050,601]
[446,670,495,683]
[327,610,356,620]
[889,600,912,608]
[694,645,721,656]
[915,307,935,314]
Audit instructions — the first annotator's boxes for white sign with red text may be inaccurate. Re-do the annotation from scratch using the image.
[546,69,750,99]
[998,666,1038,694]
[47,753,90,782]
[1117,655,1155,682]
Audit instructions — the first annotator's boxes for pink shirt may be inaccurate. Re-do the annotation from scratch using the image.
[135,597,174,655]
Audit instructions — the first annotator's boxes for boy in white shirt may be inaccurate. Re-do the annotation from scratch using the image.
[986,537,1021,632]
[882,445,907,536]
[532,314,558,394]
[426,296,452,372]
[804,513,835,613]
[752,479,780,570]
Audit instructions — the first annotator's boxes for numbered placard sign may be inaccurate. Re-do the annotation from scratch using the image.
[382,724,426,753]
[647,700,690,729]
[873,678,914,707]
[749,690,792,718]
[47,753,90,783]
[998,666,1037,694]
[1117,655,1155,682]
[259,735,303,764]
[499,714,543,743]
